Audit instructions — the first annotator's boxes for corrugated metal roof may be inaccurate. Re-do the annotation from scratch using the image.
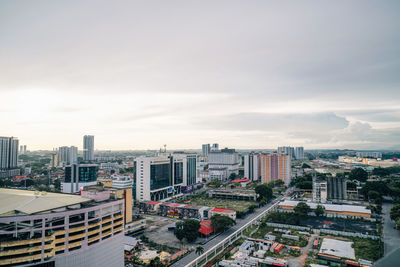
[0,188,92,216]
[279,200,371,214]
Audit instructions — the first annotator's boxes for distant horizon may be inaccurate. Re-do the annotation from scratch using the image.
[23,147,400,153]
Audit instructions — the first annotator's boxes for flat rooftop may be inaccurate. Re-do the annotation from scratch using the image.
[0,188,92,216]
[319,238,355,260]
[280,200,371,215]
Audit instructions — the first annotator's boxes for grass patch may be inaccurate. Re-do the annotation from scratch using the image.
[351,237,383,262]
[183,197,254,212]
[251,224,308,247]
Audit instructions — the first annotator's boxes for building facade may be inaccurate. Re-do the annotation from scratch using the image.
[83,135,95,161]
[173,152,197,186]
[277,146,294,158]
[327,176,347,200]
[0,136,19,178]
[0,188,124,267]
[294,147,304,160]
[260,152,291,185]
[208,148,240,181]
[58,146,78,166]
[135,155,185,201]
[62,164,98,193]
[244,152,261,181]
[313,174,327,203]
[202,144,210,157]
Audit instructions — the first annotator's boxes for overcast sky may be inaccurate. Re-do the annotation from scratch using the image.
[1,1,399,150]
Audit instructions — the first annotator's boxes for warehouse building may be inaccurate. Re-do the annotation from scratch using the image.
[278,200,371,218]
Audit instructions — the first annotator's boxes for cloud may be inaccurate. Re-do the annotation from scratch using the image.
[198,112,349,132]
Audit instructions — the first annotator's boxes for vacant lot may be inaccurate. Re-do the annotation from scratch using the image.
[184,198,254,212]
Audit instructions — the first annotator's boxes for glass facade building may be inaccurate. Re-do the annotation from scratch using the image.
[150,163,170,190]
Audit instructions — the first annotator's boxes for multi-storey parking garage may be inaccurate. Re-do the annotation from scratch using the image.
[0,188,124,267]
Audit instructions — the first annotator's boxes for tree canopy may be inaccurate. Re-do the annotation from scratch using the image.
[294,202,311,216]
[315,204,325,216]
[390,204,400,222]
[174,219,201,243]
[255,184,273,201]
[211,214,235,233]
[349,168,368,182]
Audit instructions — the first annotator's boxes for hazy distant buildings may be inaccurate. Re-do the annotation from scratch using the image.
[208,148,239,180]
[50,152,58,168]
[0,136,20,178]
[19,145,27,155]
[244,152,261,181]
[62,163,98,193]
[260,152,291,185]
[83,135,95,161]
[327,176,347,200]
[211,143,219,151]
[58,146,78,166]
[278,146,304,160]
[356,151,382,158]
[202,144,211,157]
[294,147,304,160]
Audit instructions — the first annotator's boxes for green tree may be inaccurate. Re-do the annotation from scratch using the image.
[390,204,400,221]
[301,163,311,169]
[54,179,61,191]
[347,181,357,190]
[149,257,164,267]
[183,219,201,242]
[211,214,236,233]
[229,173,237,180]
[248,204,257,213]
[255,184,273,201]
[396,218,400,230]
[173,222,185,242]
[372,167,390,177]
[349,168,368,182]
[368,190,380,201]
[174,219,201,243]
[294,202,311,216]
[195,245,204,255]
[315,204,325,216]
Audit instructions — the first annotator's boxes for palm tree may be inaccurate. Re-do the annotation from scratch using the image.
[195,245,204,255]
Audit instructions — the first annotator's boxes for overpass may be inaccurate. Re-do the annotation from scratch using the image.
[171,194,285,267]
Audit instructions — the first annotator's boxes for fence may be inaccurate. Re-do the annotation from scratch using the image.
[319,229,379,239]
[265,222,311,231]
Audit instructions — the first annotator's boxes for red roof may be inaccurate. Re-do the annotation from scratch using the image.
[147,201,160,205]
[231,178,250,183]
[198,220,214,236]
[211,208,235,213]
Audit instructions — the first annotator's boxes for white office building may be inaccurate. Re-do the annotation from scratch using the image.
[135,155,186,201]
[83,135,95,161]
[58,146,78,166]
[111,174,133,189]
[208,148,239,181]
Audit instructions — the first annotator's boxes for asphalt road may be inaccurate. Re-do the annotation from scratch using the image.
[171,194,285,267]
[382,202,400,256]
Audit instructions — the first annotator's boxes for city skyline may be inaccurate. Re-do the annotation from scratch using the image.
[1,1,399,150]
